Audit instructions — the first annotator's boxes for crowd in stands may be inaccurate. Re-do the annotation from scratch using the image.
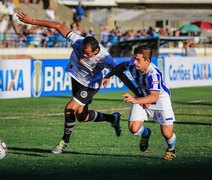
[0,0,199,49]
[0,0,94,48]
[0,12,184,49]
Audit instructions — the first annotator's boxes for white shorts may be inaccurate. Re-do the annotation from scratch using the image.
[129,104,175,125]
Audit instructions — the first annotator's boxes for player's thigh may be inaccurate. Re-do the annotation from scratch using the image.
[65,98,83,111]
[151,109,175,125]
[128,104,148,133]
[71,78,99,106]
[129,104,148,121]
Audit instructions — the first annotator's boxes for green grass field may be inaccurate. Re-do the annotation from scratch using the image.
[0,86,212,180]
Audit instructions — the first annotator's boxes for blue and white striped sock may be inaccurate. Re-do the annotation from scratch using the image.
[166,133,176,151]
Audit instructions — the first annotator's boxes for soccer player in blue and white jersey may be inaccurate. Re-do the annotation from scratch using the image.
[17,12,138,154]
[102,45,177,160]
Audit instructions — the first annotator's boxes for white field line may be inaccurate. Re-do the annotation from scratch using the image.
[0,117,21,120]
[187,100,210,103]
[1,99,211,120]
[0,107,131,120]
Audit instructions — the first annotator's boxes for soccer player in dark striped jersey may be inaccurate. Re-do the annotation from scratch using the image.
[17,12,138,154]
[102,45,177,160]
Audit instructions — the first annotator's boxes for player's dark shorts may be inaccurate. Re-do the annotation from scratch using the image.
[71,78,99,106]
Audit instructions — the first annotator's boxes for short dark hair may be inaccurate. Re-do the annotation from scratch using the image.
[83,36,100,51]
[134,45,152,61]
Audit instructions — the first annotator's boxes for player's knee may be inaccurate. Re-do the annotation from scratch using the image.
[76,111,89,122]
[76,113,86,122]
[128,122,143,134]
[64,108,76,123]
[129,126,141,134]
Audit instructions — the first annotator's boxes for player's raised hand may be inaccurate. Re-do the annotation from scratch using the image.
[16,12,33,24]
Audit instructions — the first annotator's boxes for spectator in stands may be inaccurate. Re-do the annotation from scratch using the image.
[88,27,95,37]
[42,0,49,9]
[123,29,135,41]
[108,29,118,45]
[45,0,57,21]
[100,26,110,47]
[55,32,68,47]
[54,21,68,47]
[75,1,85,22]
[184,39,197,56]
[42,0,53,20]
[6,0,15,21]
[4,21,18,47]
[147,26,159,37]
[13,22,27,47]
[158,28,169,36]
[72,10,78,23]
[0,15,9,47]
[70,22,82,35]
[115,26,123,41]
[42,28,56,47]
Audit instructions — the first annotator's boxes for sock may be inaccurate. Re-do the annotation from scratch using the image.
[133,125,149,137]
[142,127,150,137]
[166,133,176,151]
[92,112,115,123]
[62,109,76,143]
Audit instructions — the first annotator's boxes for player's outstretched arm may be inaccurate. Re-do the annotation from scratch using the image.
[16,12,70,37]
[104,62,139,96]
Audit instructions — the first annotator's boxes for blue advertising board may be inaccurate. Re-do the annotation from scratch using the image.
[31,57,159,97]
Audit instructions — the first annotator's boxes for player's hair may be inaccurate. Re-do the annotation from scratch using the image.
[134,45,152,61]
[83,36,100,52]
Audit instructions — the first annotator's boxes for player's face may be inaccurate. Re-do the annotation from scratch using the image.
[133,53,149,73]
[83,46,98,58]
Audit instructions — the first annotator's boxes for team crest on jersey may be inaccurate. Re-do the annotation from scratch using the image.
[80,91,88,98]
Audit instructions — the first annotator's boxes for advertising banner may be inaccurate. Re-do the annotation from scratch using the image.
[31,58,138,96]
[31,59,71,97]
[0,57,159,99]
[0,59,31,99]
[164,57,212,88]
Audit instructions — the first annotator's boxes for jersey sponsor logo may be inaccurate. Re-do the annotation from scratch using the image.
[80,91,88,98]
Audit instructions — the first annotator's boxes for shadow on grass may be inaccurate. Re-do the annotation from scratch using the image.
[8,147,158,159]
[8,147,50,157]
[9,151,47,157]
